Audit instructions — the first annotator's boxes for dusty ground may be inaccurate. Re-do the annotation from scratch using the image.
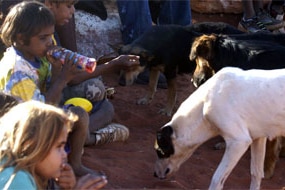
[78,6,285,190]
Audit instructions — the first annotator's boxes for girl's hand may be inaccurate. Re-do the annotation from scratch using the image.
[56,163,76,189]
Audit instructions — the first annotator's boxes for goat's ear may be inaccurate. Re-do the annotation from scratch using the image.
[157,125,175,143]
[155,125,175,158]
[161,126,173,137]
[163,125,176,139]
[156,126,174,142]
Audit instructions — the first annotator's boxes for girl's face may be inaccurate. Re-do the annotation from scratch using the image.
[35,127,68,179]
[48,2,75,26]
[18,25,54,61]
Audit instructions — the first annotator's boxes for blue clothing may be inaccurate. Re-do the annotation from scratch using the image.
[157,0,191,25]
[117,0,153,44]
[117,0,192,44]
[0,166,36,189]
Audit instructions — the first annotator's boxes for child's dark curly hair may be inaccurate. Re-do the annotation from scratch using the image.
[0,1,55,46]
[0,92,18,117]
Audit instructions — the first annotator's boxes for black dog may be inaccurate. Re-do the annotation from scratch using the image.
[117,22,243,116]
[190,33,285,87]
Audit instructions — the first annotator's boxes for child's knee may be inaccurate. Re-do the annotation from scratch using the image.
[102,100,114,117]
[105,99,114,110]
[84,78,106,102]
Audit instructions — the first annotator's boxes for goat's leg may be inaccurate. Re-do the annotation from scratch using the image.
[279,137,285,157]
[250,137,266,190]
[209,139,251,190]
[264,137,282,179]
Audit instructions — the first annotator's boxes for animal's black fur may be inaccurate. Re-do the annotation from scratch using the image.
[155,126,174,159]
[118,22,244,116]
[190,34,285,87]
[225,32,285,46]
[189,22,244,35]
[119,22,244,80]
[120,25,195,79]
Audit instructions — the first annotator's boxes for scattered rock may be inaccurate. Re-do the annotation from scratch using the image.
[75,0,122,59]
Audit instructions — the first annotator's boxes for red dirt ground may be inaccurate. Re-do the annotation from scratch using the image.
[82,11,285,189]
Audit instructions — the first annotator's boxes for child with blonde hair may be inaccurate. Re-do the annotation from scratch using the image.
[0,100,108,189]
[0,100,77,189]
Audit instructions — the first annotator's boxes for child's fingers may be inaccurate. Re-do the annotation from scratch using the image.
[56,164,76,189]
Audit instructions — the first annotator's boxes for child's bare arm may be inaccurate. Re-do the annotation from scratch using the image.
[69,54,140,85]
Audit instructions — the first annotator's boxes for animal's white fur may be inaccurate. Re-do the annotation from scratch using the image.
[155,67,285,190]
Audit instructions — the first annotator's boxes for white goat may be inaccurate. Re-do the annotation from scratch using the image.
[154,67,285,190]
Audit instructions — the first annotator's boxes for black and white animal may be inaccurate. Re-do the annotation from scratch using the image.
[118,22,243,116]
[154,67,285,189]
[190,32,285,179]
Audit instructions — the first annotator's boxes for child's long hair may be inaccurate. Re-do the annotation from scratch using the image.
[0,100,78,189]
[0,1,55,47]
